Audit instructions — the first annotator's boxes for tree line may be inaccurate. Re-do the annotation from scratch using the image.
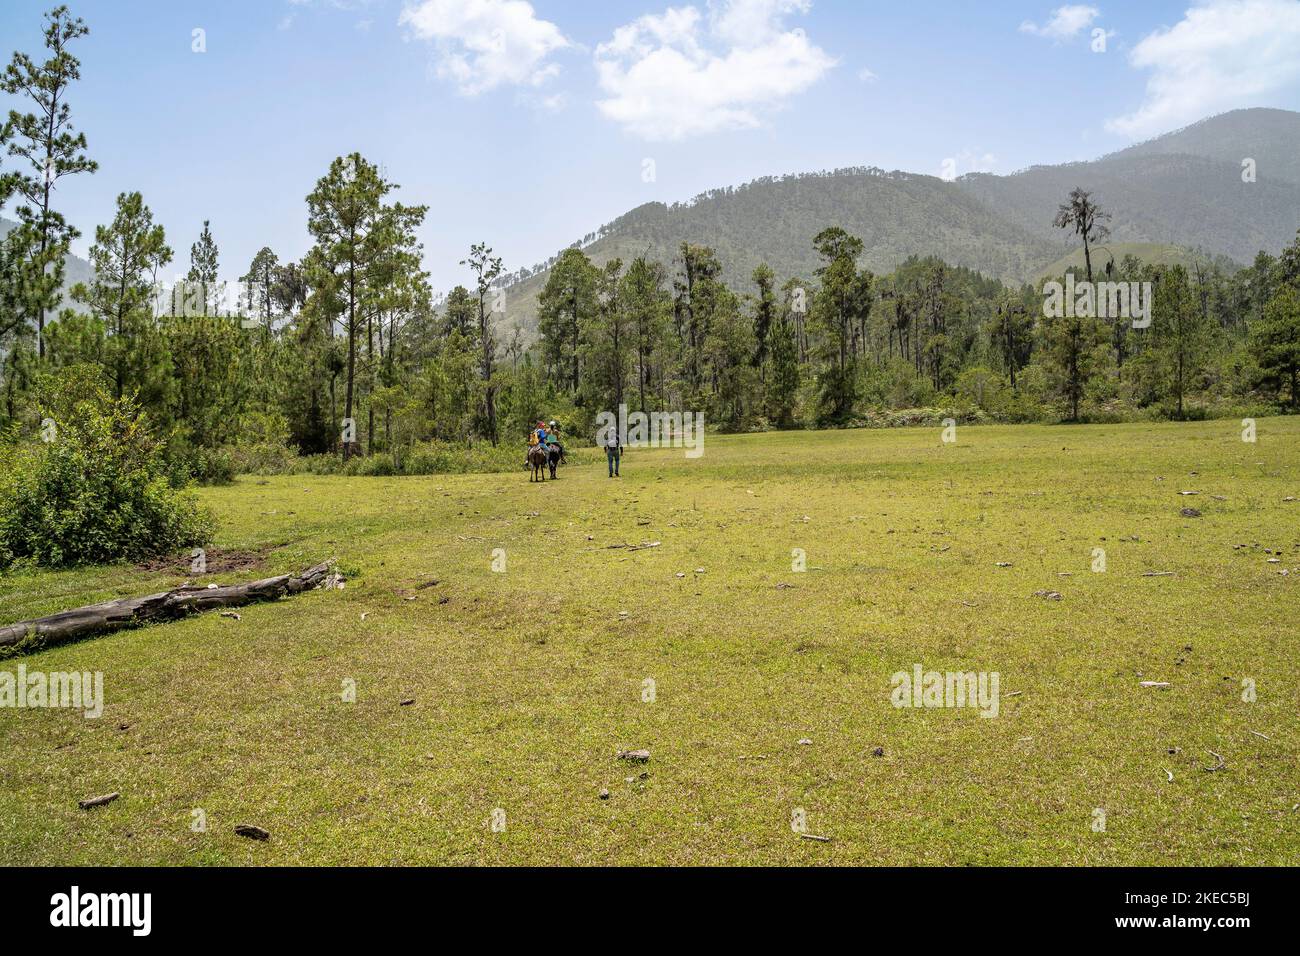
[2,7,1298,483]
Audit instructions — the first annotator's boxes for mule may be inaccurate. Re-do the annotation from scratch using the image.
[527,443,549,482]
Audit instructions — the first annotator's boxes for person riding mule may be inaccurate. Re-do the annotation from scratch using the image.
[525,420,547,468]
[525,420,565,477]
[545,436,563,479]
[527,441,549,482]
[544,420,566,471]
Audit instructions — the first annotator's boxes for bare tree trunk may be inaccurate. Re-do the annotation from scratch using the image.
[344,250,357,460]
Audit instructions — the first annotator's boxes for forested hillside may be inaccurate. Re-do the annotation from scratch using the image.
[499,169,1065,337]
[960,153,1298,263]
[502,108,1300,338]
[1112,107,1300,184]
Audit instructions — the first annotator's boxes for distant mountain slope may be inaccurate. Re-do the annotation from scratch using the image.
[501,170,1068,336]
[501,108,1300,340]
[0,217,95,310]
[957,151,1299,265]
[1110,107,1300,185]
[592,171,1062,284]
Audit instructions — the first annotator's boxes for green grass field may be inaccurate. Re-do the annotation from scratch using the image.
[2,420,1298,865]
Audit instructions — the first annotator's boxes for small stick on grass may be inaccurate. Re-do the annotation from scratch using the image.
[78,792,120,810]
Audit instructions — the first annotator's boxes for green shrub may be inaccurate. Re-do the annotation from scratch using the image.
[221,439,539,477]
[402,444,455,475]
[0,391,214,569]
[354,453,397,477]
[224,440,300,476]
[163,439,237,486]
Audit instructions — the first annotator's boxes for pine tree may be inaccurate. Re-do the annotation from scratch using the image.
[1041,275,1106,421]
[811,227,869,421]
[768,285,801,427]
[460,241,504,444]
[241,246,279,328]
[1,4,98,358]
[621,256,669,413]
[582,259,631,412]
[187,220,220,316]
[442,285,477,341]
[72,191,171,406]
[1053,187,1111,284]
[1252,285,1300,411]
[673,243,723,406]
[1151,265,1214,419]
[705,285,754,427]
[751,264,776,374]
[537,247,596,393]
[304,153,426,457]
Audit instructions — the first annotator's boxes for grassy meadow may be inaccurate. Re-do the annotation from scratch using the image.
[1,419,1298,865]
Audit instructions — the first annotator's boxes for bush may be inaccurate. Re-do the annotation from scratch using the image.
[354,453,397,477]
[224,440,300,476]
[954,366,1011,416]
[851,405,988,429]
[163,439,237,486]
[222,439,543,477]
[0,391,214,569]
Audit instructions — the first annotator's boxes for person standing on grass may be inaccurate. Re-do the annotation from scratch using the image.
[604,427,621,478]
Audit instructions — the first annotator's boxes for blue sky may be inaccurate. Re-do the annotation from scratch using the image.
[3,0,1300,292]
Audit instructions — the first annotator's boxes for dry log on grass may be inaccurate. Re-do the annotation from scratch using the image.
[0,561,338,654]
[78,792,120,810]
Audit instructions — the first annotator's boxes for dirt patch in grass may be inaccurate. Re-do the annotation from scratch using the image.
[136,545,276,576]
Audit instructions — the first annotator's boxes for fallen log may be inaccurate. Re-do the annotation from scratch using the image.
[0,561,338,655]
[78,792,121,810]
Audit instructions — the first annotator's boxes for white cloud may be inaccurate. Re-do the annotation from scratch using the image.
[399,0,570,95]
[1107,0,1300,138]
[1019,5,1100,40]
[857,67,878,83]
[594,0,836,140]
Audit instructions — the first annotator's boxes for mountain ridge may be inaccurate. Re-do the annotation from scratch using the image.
[498,108,1300,340]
